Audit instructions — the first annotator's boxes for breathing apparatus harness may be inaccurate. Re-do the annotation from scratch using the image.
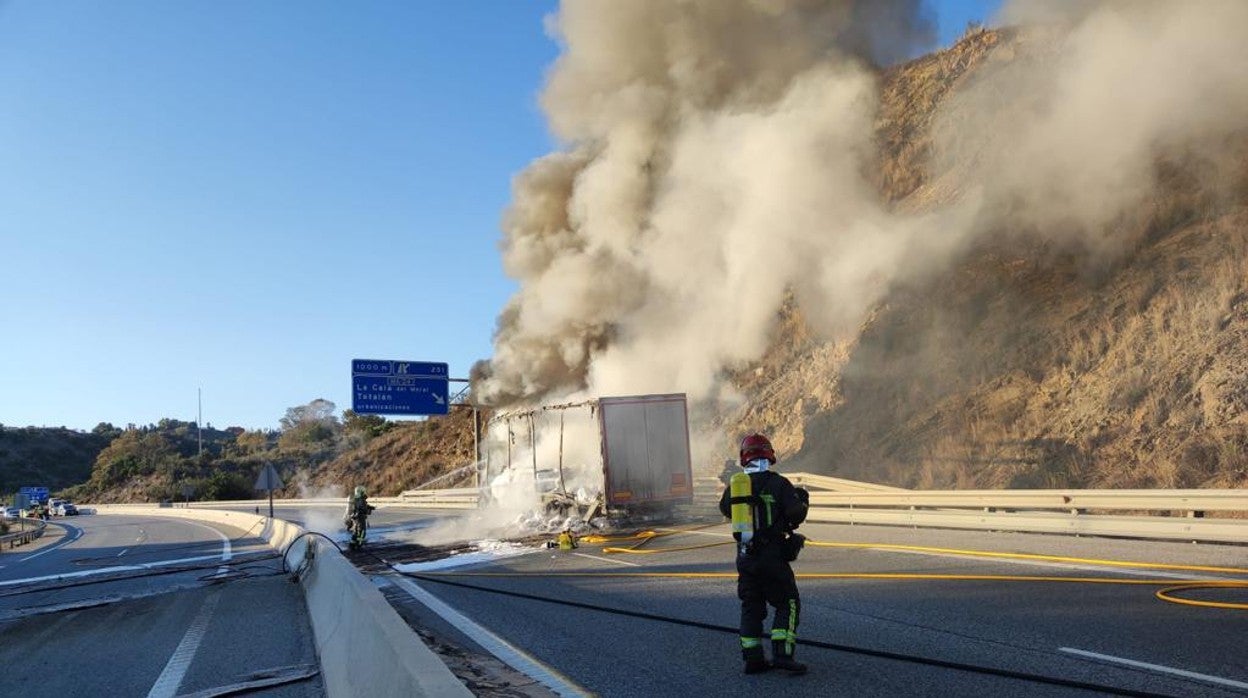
[729,459,807,560]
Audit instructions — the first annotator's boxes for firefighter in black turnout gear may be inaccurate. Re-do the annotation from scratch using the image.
[719,433,810,675]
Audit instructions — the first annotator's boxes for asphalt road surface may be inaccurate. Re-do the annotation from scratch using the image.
[11,505,1241,697]
[373,520,1248,698]
[0,513,322,697]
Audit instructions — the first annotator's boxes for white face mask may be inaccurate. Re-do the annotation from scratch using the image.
[744,458,771,473]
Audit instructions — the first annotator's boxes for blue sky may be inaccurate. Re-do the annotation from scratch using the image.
[0,1,1000,431]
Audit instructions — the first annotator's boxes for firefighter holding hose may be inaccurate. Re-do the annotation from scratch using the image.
[719,433,810,675]
[344,485,375,550]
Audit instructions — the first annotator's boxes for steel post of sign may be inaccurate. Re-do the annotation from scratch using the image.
[446,377,479,487]
[254,464,284,519]
[529,415,537,480]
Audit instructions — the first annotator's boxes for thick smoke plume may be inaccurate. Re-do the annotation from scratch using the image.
[481,0,936,407]
[479,0,1248,435]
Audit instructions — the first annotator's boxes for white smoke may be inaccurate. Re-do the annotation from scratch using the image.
[481,0,939,408]
[473,0,1248,483]
[292,471,347,536]
[938,0,1248,245]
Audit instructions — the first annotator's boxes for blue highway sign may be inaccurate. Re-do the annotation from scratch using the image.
[19,486,49,504]
[351,359,449,416]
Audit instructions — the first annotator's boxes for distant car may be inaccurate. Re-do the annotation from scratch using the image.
[2,506,19,518]
[58,503,79,516]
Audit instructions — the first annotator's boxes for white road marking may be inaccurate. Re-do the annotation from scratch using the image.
[146,590,222,698]
[392,576,590,698]
[571,552,641,567]
[1060,647,1248,691]
[117,548,129,557]
[17,525,82,563]
[0,551,269,587]
[179,520,232,562]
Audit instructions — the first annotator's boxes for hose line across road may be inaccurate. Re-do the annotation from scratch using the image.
[585,530,1248,610]
[372,519,1248,697]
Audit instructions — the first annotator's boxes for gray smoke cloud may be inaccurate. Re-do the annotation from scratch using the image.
[481,0,936,407]
[938,0,1248,246]
[479,0,1248,420]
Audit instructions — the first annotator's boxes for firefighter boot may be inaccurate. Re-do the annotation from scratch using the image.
[742,646,770,674]
[772,642,808,675]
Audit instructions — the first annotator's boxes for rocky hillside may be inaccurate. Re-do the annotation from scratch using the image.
[296,407,481,496]
[723,29,1248,489]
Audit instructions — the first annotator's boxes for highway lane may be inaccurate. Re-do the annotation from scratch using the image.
[0,513,275,615]
[0,513,323,696]
[379,521,1248,697]
[0,513,266,585]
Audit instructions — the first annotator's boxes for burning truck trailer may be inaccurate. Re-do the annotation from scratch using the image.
[482,393,695,529]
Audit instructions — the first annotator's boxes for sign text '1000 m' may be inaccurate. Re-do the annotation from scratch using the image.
[351,359,449,416]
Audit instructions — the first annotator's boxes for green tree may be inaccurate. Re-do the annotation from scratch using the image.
[92,422,122,440]
[200,470,253,501]
[343,410,392,440]
[280,399,339,431]
[91,430,177,487]
[278,399,341,450]
[235,430,270,454]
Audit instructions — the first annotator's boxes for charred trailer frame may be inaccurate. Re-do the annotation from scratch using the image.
[485,393,695,517]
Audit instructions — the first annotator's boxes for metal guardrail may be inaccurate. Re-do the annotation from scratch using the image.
[804,489,1248,512]
[85,473,1248,544]
[787,472,908,493]
[398,488,480,509]
[1,517,47,549]
[803,507,1248,543]
[783,471,1248,544]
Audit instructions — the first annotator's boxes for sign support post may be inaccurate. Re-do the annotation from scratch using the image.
[254,464,285,519]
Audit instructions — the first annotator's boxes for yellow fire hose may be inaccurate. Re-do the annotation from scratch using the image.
[492,526,1248,610]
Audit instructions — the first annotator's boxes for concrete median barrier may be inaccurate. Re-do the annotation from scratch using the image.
[92,504,470,697]
[301,541,472,697]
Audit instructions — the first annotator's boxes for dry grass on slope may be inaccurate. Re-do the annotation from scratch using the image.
[794,205,1248,491]
[299,407,481,497]
[742,28,1248,491]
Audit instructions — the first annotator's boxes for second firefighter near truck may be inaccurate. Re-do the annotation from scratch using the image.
[719,433,810,675]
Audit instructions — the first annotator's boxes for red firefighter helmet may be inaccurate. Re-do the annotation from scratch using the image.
[739,433,776,467]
